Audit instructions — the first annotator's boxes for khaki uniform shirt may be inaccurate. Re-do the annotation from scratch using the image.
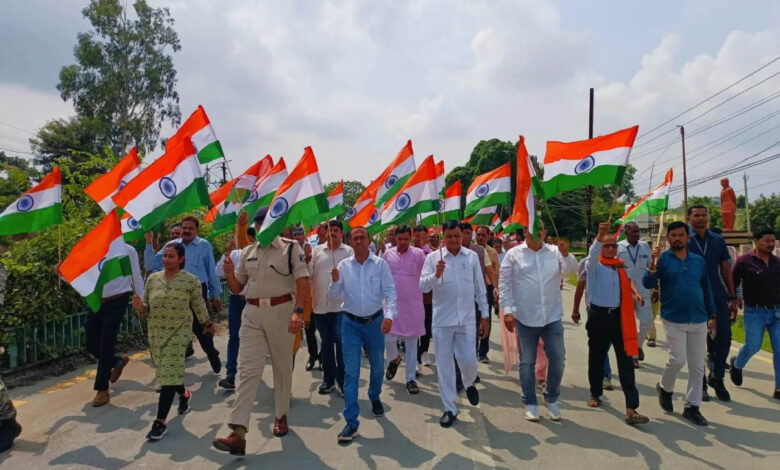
[236,237,309,299]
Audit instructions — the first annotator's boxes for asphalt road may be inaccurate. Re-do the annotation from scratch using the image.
[2,288,778,469]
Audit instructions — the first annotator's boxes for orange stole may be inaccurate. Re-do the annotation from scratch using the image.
[598,256,639,357]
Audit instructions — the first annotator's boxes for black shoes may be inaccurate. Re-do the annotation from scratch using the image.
[773,388,780,400]
[708,375,731,402]
[371,400,385,417]
[318,383,334,395]
[177,388,191,414]
[638,348,645,361]
[146,419,168,441]
[439,411,457,427]
[208,352,222,374]
[656,383,673,413]
[466,385,480,406]
[218,376,236,390]
[305,355,318,372]
[338,424,358,442]
[647,339,656,348]
[729,357,743,386]
[683,406,708,426]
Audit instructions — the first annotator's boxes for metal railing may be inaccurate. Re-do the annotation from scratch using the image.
[0,282,230,372]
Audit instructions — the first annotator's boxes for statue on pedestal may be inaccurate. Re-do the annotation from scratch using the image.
[720,177,737,231]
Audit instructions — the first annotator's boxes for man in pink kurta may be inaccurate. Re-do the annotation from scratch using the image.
[382,225,427,394]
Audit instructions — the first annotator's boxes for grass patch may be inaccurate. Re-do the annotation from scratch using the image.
[731,315,772,353]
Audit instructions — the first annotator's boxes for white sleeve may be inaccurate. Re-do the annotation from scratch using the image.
[126,245,145,298]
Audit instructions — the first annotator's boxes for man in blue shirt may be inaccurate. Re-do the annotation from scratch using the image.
[644,221,716,426]
[144,216,223,374]
[687,205,737,402]
[329,226,397,443]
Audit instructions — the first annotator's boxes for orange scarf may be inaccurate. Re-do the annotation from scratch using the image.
[598,256,639,357]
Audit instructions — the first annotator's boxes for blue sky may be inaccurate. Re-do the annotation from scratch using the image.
[1,0,778,207]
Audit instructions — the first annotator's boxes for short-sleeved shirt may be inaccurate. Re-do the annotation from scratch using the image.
[688,229,730,311]
[236,237,309,299]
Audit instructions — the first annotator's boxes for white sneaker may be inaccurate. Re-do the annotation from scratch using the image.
[421,352,433,366]
[524,405,539,422]
[547,402,561,421]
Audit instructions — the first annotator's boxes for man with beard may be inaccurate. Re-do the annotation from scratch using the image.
[645,221,715,425]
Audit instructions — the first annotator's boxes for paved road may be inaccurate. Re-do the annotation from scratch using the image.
[2,288,778,469]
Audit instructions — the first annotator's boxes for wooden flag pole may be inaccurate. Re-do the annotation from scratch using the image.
[57,224,62,288]
[655,211,666,250]
[543,202,560,240]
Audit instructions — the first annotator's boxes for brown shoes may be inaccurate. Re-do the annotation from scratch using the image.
[212,432,246,456]
[92,390,110,407]
[109,355,129,383]
[273,415,288,437]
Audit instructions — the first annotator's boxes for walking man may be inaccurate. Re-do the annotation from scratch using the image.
[310,220,354,395]
[644,221,715,426]
[584,222,649,425]
[85,242,144,407]
[213,208,310,455]
[476,226,500,363]
[687,205,737,401]
[420,220,489,427]
[500,223,577,421]
[292,227,319,371]
[618,222,654,367]
[383,225,426,394]
[729,227,780,400]
[328,226,397,442]
[414,225,434,366]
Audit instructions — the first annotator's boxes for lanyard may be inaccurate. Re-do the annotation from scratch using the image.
[693,235,708,257]
[626,244,640,267]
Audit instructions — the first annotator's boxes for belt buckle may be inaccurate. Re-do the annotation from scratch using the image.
[258,298,271,308]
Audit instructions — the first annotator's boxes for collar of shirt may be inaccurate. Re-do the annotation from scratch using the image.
[347,252,381,266]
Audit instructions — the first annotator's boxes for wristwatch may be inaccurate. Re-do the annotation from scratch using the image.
[293,307,304,314]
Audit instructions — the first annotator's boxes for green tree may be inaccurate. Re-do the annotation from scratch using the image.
[0,152,39,211]
[324,180,366,214]
[748,194,780,232]
[29,116,106,173]
[57,0,181,155]
[446,139,517,212]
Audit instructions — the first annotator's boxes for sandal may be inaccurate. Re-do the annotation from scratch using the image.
[385,356,402,381]
[625,410,649,426]
[406,380,420,395]
[587,396,601,408]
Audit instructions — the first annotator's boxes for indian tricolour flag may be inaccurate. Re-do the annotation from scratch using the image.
[210,157,274,237]
[541,125,638,201]
[166,105,224,164]
[256,147,329,246]
[435,160,445,194]
[465,206,496,227]
[0,167,62,236]
[84,147,142,213]
[242,158,288,219]
[504,136,542,237]
[119,210,144,242]
[617,168,673,226]
[380,155,438,225]
[203,178,238,222]
[347,198,383,236]
[112,139,211,231]
[490,214,503,234]
[59,210,132,312]
[375,140,416,206]
[327,181,345,217]
[347,184,377,221]
[418,179,461,227]
[464,163,511,216]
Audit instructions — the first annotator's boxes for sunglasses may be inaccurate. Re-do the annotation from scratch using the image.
[602,243,618,248]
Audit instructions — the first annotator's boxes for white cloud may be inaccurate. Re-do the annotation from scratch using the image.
[0,84,73,155]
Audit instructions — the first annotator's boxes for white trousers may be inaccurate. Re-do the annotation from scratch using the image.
[635,301,653,351]
[385,334,419,383]
[433,324,477,414]
[660,319,707,408]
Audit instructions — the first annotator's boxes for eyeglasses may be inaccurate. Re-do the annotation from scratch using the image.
[602,244,618,248]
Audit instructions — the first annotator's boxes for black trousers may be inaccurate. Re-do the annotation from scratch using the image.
[586,305,639,409]
[478,287,494,357]
[304,318,319,359]
[193,284,218,358]
[417,303,433,360]
[157,384,185,420]
[84,293,130,391]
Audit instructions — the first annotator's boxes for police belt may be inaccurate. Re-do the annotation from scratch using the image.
[590,304,621,315]
[246,294,292,307]
[344,309,383,324]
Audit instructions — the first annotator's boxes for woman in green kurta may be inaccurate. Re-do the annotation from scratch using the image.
[133,243,213,441]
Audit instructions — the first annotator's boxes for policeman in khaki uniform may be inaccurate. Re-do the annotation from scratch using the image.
[213,208,310,456]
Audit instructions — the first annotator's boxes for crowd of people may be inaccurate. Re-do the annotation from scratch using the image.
[1,203,778,454]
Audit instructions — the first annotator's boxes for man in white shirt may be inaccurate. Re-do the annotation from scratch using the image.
[328,226,397,443]
[617,222,653,368]
[85,243,144,407]
[499,224,577,421]
[309,220,354,395]
[420,220,489,428]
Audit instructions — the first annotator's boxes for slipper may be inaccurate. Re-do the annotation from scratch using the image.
[385,356,402,381]
[587,396,601,408]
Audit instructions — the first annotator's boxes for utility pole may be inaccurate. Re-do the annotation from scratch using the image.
[743,172,751,233]
[585,87,594,245]
[678,125,689,216]
[220,160,228,187]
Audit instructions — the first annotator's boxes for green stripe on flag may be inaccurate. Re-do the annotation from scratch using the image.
[137,180,211,231]
[257,194,329,246]
[464,193,510,217]
[375,173,413,206]
[243,192,275,220]
[84,256,132,312]
[617,197,669,224]
[384,199,438,226]
[541,165,625,201]
[197,141,224,164]
[0,203,62,236]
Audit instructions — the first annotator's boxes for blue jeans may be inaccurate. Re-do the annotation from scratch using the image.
[341,313,385,429]
[515,319,565,405]
[315,312,344,388]
[735,305,780,387]
[225,295,245,379]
